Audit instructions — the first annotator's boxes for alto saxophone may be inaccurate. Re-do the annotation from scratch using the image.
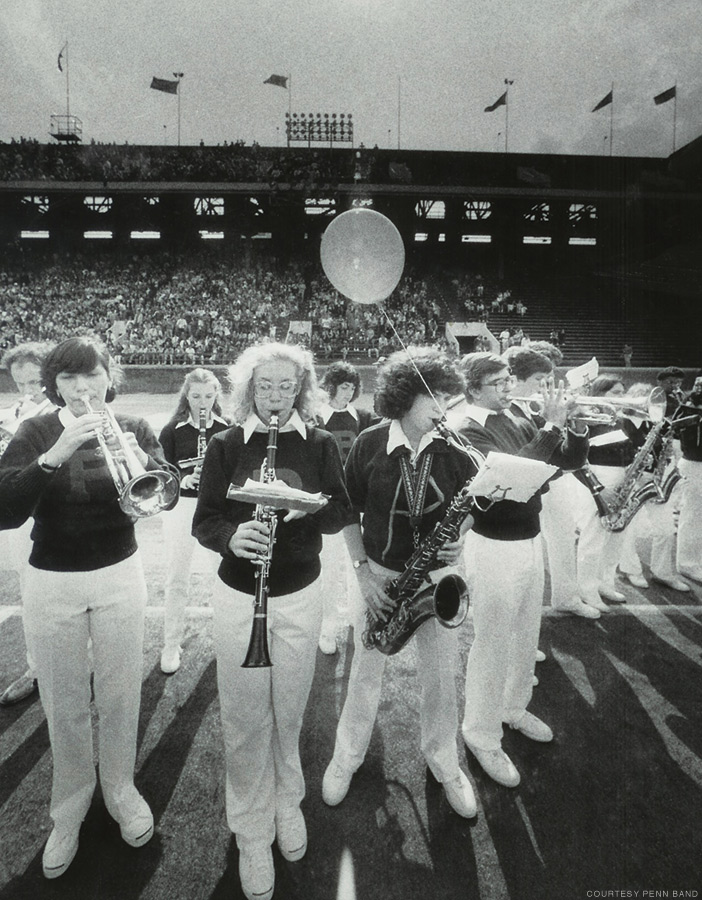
[600,419,669,532]
[241,414,279,668]
[362,421,484,656]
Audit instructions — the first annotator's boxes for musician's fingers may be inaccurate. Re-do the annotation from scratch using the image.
[282,508,307,522]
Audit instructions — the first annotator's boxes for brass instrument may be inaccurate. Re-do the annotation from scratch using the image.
[242,414,279,669]
[362,420,484,656]
[84,398,179,518]
[511,387,667,426]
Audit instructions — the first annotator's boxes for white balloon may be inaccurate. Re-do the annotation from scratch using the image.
[320,208,405,305]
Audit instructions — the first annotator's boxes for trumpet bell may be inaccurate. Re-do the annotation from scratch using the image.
[120,469,180,518]
[320,208,405,305]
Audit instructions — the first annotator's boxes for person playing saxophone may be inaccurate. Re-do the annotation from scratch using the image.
[192,342,350,900]
[322,347,479,821]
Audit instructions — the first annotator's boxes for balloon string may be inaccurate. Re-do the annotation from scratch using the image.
[378,304,444,412]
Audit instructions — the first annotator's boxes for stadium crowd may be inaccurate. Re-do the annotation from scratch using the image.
[0,248,449,364]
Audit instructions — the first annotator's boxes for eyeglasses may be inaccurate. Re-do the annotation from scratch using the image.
[253,379,299,398]
[481,375,514,391]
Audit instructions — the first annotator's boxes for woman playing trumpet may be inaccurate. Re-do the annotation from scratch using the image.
[192,342,350,900]
[157,367,230,674]
[0,335,173,879]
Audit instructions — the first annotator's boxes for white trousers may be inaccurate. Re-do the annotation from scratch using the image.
[160,496,219,650]
[462,532,543,751]
[677,459,702,575]
[574,466,626,596]
[212,576,322,849]
[318,530,352,640]
[540,474,578,609]
[23,554,147,831]
[619,484,681,581]
[331,559,463,785]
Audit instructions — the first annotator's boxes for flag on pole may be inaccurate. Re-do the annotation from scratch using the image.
[592,90,613,112]
[150,76,179,95]
[264,74,288,88]
[484,91,507,112]
[654,85,676,105]
[57,44,66,72]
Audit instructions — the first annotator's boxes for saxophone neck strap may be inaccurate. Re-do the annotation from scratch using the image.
[398,451,434,546]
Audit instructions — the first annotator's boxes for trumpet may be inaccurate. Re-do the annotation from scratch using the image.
[512,387,667,426]
[84,398,179,518]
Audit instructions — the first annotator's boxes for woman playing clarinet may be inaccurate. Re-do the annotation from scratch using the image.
[158,367,230,674]
[192,342,350,900]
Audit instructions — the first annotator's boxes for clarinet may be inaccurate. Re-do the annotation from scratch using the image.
[241,414,279,668]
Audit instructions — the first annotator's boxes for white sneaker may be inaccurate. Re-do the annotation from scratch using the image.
[42,827,80,879]
[275,806,307,861]
[442,771,477,818]
[652,575,691,592]
[535,649,546,663]
[239,844,274,900]
[506,711,553,743]
[160,645,182,674]
[118,795,154,847]
[318,632,337,655]
[560,597,602,619]
[624,573,649,589]
[322,758,354,806]
[464,739,521,788]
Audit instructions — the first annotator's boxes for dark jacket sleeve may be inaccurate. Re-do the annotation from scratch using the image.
[191,435,240,556]
[310,428,353,534]
[0,420,55,529]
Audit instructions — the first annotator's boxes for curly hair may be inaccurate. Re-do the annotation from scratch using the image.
[2,341,55,373]
[587,374,624,397]
[458,352,509,396]
[503,347,553,382]
[320,361,362,402]
[42,335,123,407]
[171,367,224,422]
[373,346,464,420]
[228,342,321,424]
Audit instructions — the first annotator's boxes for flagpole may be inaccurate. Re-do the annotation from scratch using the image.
[398,76,402,150]
[65,40,70,120]
[174,72,184,146]
[672,82,677,153]
[504,79,513,152]
[609,81,614,156]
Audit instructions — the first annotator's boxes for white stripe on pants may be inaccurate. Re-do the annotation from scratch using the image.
[23,553,147,831]
[331,559,462,784]
[212,575,322,849]
[677,458,702,574]
[462,532,543,751]
[160,496,219,650]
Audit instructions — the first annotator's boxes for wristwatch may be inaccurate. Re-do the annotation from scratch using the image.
[353,559,369,570]
[37,453,60,473]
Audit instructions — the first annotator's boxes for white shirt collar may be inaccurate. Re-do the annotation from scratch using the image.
[242,409,307,443]
[318,401,359,425]
[176,412,228,429]
[461,402,496,427]
[386,419,440,461]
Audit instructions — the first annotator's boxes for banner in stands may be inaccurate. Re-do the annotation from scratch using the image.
[286,320,312,344]
[444,321,499,355]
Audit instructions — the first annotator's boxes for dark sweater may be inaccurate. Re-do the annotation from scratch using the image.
[192,424,351,595]
[457,410,589,541]
[317,407,375,464]
[344,421,479,572]
[0,409,171,571]
[159,416,230,498]
[677,403,702,461]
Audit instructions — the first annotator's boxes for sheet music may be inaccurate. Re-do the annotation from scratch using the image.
[467,451,558,503]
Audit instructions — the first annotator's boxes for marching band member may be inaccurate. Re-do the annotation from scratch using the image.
[676,370,702,583]
[157,367,230,674]
[656,366,686,419]
[506,347,599,619]
[617,382,689,592]
[456,352,588,787]
[0,341,56,706]
[322,347,478,820]
[192,342,350,900]
[316,361,375,654]
[573,375,647,611]
[0,336,172,878]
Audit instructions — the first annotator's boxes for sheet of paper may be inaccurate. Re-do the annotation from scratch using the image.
[467,451,558,503]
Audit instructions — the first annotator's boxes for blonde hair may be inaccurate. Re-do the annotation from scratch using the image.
[171,367,224,422]
[228,342,321,424]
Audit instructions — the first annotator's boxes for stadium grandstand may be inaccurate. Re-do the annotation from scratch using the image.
[1,138,701,371]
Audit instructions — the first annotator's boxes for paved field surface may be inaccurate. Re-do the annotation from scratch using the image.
[1,393,701,900]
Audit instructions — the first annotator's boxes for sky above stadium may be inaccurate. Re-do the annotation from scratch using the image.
[1,0,699,157]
